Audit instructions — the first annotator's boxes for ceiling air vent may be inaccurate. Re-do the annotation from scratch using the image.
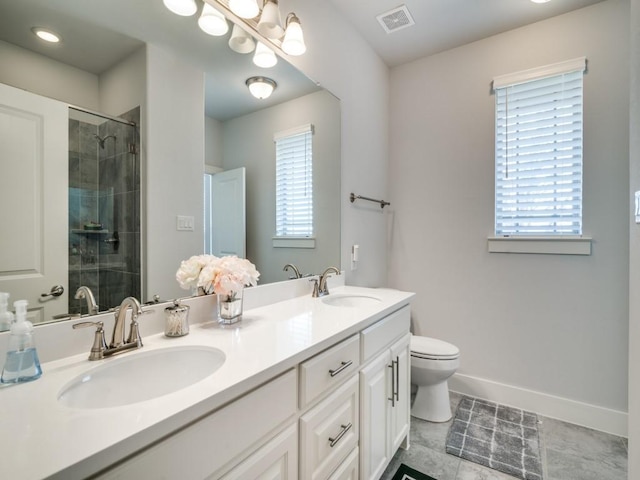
[376,5,415,34]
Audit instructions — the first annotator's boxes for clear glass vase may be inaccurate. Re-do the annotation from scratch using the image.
[217,289,243,324]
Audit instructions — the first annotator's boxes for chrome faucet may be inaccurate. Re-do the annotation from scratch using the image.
[72,296,144,360]
[317,266,341,297]
[74,286,99,315]
[283,263,302,279]
[111,297,143,349]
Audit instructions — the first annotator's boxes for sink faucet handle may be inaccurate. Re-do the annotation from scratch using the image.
[127,319,143,347]
[309,278,320,298]
[72,320,107,361]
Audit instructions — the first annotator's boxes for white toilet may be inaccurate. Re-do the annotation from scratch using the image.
[410,335,460,422]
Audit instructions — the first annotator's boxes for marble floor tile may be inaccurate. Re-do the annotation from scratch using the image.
[455,460,523,480]
[381,443,460,480]
[384,391,628,480]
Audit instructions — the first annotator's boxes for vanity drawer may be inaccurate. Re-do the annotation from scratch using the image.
[299,375,359,480]
[299,334,360,409]
[361,305,410,364]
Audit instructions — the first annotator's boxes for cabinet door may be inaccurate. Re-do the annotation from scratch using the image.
[216,423,297,480]
[327,447,358,480]
[389,334,411,454]
[359,350,391,480]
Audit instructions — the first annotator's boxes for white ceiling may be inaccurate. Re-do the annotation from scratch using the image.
[0,0,606,119]
[328,0,605,67]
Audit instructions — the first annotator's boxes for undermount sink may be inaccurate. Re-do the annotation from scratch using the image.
[321,294,382,308]
[58,346,226,409]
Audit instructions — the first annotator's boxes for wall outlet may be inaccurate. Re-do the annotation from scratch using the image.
[177,215,194,231]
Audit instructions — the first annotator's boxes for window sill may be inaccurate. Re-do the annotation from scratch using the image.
[272,237,316,249]
[487,236,592,255]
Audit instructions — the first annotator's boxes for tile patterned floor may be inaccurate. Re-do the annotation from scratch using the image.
[380,392,628,480]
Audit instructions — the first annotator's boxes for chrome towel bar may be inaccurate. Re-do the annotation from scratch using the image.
[349,192,390,209]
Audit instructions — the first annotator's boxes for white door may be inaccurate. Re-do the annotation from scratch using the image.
[209,167,246,258]
[0,83,68,325]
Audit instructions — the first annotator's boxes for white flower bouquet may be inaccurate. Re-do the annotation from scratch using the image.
[176,254,260,298]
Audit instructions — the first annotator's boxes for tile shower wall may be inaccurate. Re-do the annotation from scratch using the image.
[68,107,140,314]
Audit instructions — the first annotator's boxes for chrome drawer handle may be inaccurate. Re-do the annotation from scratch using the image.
[388,363,396,407]
[328,423,352,447]
[394,357,400,402]
[329,360,353,377]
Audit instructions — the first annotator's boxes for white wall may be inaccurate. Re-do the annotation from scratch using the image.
[221,90,341,284]
[205,116,224,169]
[628,0,640,472]
[279,1,390,287]
[389,0,629,434]
[145,44,205,300]
[0,39,99,109]
[99,47,146,118]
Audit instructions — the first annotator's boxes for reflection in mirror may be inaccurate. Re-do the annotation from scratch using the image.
[0,0,341,330]
[68,107,141,315]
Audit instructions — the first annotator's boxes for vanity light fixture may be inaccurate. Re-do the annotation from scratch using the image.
[257,0,284,39]
[281,13,306,56]
[163,0,198,16]
[229,0,260,19]
[246,76,277,99]
[163,0,306,61]
[253,41,278,68]
[198,3,229,36]
[31,27,61,43]
[228,24,256,53]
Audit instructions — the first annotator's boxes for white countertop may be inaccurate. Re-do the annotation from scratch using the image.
[0,285,413,480]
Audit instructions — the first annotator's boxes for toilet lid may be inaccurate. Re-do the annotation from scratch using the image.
[411,335,459,360]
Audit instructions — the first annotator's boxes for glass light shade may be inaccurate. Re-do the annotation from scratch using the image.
[163,0,198,16]
[31,27,61,43]
[253,41,278,68]
[282,17,306,55]
[228,24,256,54]
[246,77,276,99]
[229,0,260,19]
[257,0,284,39]
[198,4,229,36]
[530,0,551,3]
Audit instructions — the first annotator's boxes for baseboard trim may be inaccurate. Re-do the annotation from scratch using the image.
[449,373,628,437]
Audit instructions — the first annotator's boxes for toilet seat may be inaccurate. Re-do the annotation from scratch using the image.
[411,335,459,361]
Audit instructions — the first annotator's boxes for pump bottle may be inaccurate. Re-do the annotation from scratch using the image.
[1,300,42,384]
[0,292,13,331]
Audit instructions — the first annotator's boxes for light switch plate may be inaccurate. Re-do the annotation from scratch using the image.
[177,215,194,231]
[635,192,640,224]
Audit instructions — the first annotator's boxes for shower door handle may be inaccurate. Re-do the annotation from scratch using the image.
[41,285,64,298]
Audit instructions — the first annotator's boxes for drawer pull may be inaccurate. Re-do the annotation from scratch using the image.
[394,357,400,402]
[329,360,353,377]
[388,363,396,407]
[328,423,352,447]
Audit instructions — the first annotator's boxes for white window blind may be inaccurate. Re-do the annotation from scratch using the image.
[275,124,313,237]
[494,59,585,236]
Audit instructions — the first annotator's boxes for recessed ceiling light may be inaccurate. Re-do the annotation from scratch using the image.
[31,27,61,43]
[530,0,551,3]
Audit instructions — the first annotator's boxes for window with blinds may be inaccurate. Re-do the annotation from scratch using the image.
[494,58,585,236]
[275,124,314,237]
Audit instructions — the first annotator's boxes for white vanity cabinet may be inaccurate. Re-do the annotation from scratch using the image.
[359,306,411,480]
[95,369,298,480]
[91,303,412,480]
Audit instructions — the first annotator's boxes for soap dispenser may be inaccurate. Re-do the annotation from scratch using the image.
[0,292,13,332]
[1,300,42,384]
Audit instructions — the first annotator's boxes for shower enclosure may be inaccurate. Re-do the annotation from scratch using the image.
[68,106,141,315]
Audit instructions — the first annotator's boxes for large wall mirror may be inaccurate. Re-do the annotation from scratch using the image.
[0,0,341,329]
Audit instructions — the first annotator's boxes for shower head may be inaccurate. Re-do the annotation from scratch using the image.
[94,134,117,149]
